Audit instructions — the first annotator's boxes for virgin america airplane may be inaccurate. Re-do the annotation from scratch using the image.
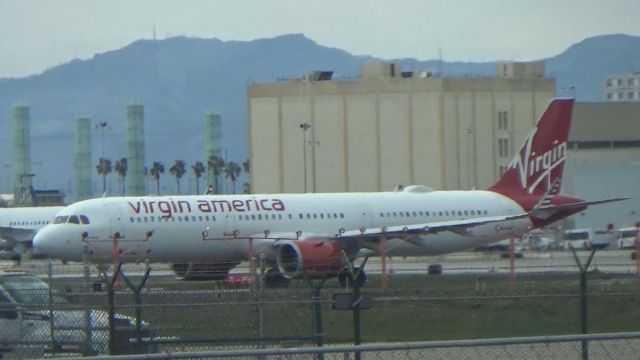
[33,99,623,286]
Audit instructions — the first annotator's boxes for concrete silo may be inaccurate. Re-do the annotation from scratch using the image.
[75,117,92,200]
[126,103,145,196]
[12,104,32,205]
[204,110,224,193]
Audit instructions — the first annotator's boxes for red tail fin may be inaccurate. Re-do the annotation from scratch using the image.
[489,99,575,211]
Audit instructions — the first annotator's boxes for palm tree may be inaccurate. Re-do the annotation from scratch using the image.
[242,158,250,194]
[207,155,225,194]
[242,159,250,175]
[150,161,165,196]
[96,157,112,195]
[114,158,127,195]
[224,161,241,194]
[191,161,205,194]
[169,160,186,194]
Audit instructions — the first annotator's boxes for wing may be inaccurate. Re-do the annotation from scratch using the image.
[336,213,529,239]
[244,213,529,249]
[0,226,37,244]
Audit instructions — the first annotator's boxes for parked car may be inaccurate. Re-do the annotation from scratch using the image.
[0,269,154,357]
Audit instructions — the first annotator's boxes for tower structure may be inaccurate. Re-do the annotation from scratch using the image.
[126,103,145,195]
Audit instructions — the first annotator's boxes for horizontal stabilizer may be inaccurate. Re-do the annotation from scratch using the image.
[533,197,629,214]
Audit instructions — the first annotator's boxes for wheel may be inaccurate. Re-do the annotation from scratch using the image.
[338,267,367,288]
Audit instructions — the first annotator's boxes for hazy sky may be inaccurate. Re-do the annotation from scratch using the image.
[1,0,639,78]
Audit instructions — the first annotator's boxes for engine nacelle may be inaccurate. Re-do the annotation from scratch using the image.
[171,261,240,281]
[277,239,346,279]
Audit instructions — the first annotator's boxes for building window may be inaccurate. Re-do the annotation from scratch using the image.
[629,92,635,100]
[618,92,624,100]
[607,93,613,100]
[498,138,510,158]
[618,79,623,86]
[606,79,612,87]
[497,111,509,130]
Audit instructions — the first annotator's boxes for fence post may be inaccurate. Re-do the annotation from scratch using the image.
[99,262,122,355]
[47,259,56,355]
[569,244,596,360]
[119,266,151,353]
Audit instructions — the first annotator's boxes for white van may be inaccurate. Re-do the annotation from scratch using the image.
[617,227,639,249]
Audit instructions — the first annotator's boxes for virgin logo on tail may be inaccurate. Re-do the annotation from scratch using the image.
[509,130,567,194]
[490,98,574,200]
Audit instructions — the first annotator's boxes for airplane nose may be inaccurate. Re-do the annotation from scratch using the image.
[33,225,55,257]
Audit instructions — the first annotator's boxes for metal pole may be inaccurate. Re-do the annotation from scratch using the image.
[300,123,310,193]
[47,259,56,355]
[353,278,362,360]
[312,283,325,360]
[82,239,93,355]
[569,244,596,360]
[509,237,516,290]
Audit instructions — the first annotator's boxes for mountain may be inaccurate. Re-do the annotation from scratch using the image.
[0,33,638,198]
[545,34,640,99]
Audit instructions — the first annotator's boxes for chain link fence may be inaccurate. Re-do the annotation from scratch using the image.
[2,250,640,359]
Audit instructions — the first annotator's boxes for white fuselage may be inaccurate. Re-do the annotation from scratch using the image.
[0,206,64,249]
[34,189,531,264]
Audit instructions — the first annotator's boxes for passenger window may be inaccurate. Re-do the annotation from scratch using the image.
[68,215,80,224]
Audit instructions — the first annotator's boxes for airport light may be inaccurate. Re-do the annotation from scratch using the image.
[299,122,311,193]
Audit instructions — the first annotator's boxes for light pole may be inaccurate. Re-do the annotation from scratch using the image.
[299,122,311,193]
[95,121,109,160]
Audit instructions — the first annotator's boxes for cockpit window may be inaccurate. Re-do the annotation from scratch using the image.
[79,215,90,224]
[68,215,80,224]
[53,215,69,224]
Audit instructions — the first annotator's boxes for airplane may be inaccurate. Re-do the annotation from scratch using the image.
[0,206,64,260]
[32,98,625,287]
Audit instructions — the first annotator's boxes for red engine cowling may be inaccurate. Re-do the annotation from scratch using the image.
[277,239,345,279]
[171,261,240,281]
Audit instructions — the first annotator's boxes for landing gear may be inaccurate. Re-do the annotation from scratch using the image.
[338,267,367,288]
[264,268,291,288]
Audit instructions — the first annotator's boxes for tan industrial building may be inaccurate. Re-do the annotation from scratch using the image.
[248,61,554,193]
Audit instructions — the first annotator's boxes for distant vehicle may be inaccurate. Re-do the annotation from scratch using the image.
[0,206,63,260]
[617,227,638,249]
[0,270,153,357]
[562,229,612,250]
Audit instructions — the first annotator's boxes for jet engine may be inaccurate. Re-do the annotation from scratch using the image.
[171,261,240,281]
[276,239,346,279]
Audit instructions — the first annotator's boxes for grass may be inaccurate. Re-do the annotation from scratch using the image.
[52,272,640,345]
